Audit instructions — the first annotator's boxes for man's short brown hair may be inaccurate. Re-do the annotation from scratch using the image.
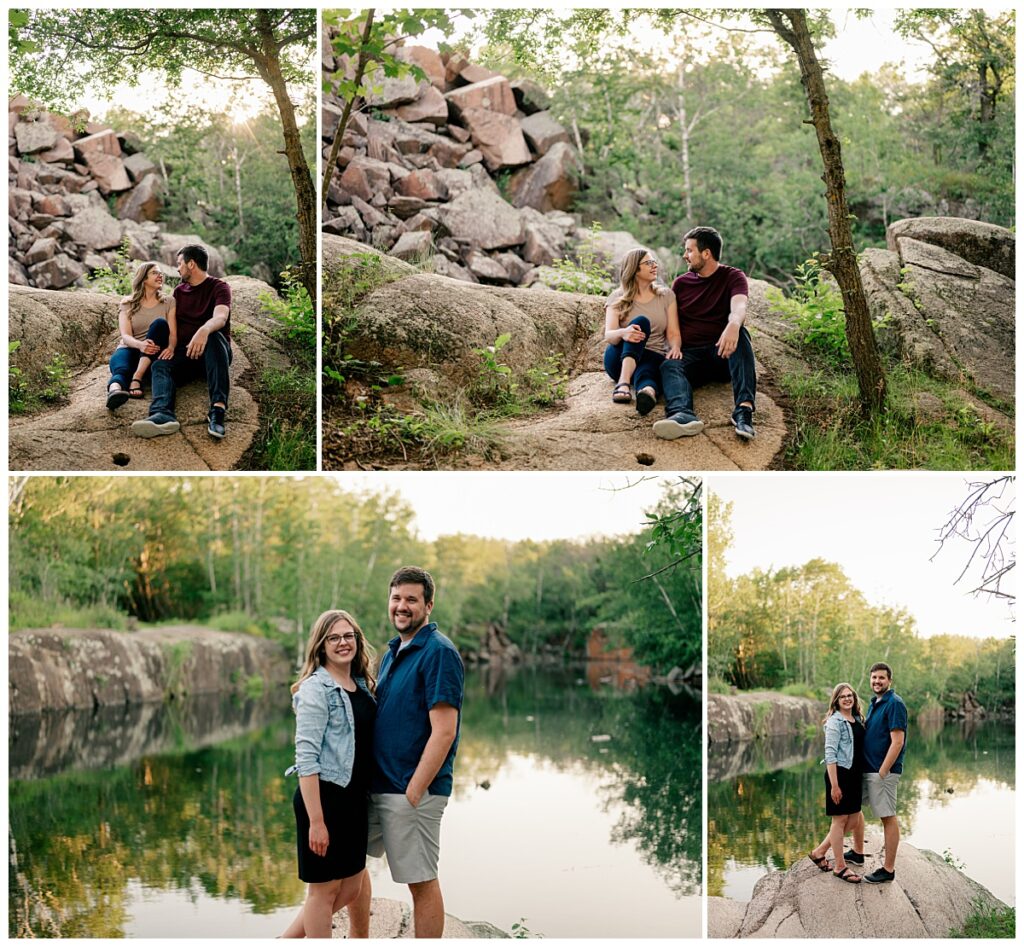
[869,662,893,679]
[389,565,435,604]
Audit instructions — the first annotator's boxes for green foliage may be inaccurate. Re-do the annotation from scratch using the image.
[243,675,265,699]
[950,903,1015,939]
[245,367,317,471]
[942,847,966,871]
[85,240,138,295]
[707,677,733,695]
[511,919,540,939]
[259,273,315,361]
[41,354,71,403]
[779,682,819,700]
[541,224,614,295]
[9,590,130,632]
[470,333,568,413]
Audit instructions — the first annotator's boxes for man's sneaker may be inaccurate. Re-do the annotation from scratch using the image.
[131,414,180,438]
[863,867,895,884]
[652,412,704,440]
[208,406,226,440]
[732,405,756,440]
[844,848,865,865]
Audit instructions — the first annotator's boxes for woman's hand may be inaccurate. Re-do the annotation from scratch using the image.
[622,325,645,343]
[831,785,843,805]
[141,339,161,356]
[308,820,329,857]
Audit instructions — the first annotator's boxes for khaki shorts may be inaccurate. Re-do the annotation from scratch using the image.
[367,792,448,884]
[862,772,900,818]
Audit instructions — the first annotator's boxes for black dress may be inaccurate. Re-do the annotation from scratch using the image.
[824,717,864,816]
[294,684,376,882]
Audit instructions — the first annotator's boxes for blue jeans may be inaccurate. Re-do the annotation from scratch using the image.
[660,327,756,417]
[148,330,232,420]
[107,318,170,390]
[604,316,664,396]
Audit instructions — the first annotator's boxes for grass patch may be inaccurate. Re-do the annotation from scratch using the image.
[949,903,1014,938]
[9,592,131,631]
[781,362,1014,470]
[707,676,733,696]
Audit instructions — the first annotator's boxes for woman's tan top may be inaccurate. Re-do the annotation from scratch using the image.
[606,287,673,353]
[116,297,173,349]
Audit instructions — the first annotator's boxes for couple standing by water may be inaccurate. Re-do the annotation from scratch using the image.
[281,566,464,938]
[809,662,908,885]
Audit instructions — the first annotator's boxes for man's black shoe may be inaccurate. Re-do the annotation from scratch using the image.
[844,848,865,865]
[863,867,895,884]
[208,406,226,440]
[732,405,756,440]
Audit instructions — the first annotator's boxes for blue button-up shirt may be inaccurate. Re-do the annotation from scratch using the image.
[286,666,375,788]
[863,688,908,774]
[371,623,464,796]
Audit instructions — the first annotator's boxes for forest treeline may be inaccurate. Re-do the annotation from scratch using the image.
[473,9,1014,284]
[8,477,700,675]
[708,494,1014,713]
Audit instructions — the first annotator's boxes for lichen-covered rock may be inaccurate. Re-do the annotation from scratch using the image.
[707,692,824,743]
[887,216,1014,280]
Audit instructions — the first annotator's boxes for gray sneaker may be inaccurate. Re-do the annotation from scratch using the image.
[652,412,704,439]
[131,415,180,439]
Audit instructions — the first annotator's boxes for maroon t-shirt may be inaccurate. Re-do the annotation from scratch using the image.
[173,276,232,347]
[672,265,748,347]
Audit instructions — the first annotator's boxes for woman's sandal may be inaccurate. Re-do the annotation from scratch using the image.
[833,866,862,883]
[106,384,130,410]
[612,382,632,404]
[128,379,145,399]
[808,853,831,872]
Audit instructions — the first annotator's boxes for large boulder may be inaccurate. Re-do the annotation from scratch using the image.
[14,120,60,155]
[519,111,571,156]
[8,276,289,471]
[114,172,164,222]
[887,216,1014,281]
[507,141,577,212]
[65,204,123,250]
[709,837,1007,938]
[459,108,532,171]
[707,692,824,743]
[444,76,518,117]
[435,189,525,250]
[389,85,450,125]
[154,233,227,276]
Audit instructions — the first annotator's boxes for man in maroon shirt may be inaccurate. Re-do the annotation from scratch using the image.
[654,226,757,440]
[131,244,233,440]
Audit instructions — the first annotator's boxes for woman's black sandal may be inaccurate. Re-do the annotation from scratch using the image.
[833,866,862,883]
[808,853,830,872]
[106,385,130,410]
[612,382,632,404]
[128,379,145,399]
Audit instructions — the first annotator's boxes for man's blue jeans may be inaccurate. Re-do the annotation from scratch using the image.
[604,315,664,396]
[660,327,756,417]
[148,330,232,420]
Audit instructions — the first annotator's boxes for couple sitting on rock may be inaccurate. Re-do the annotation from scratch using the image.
[105,244,232,440]
[604,226,756,441]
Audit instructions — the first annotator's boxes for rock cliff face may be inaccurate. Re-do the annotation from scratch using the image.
[709,837,1007,938]
[8,95,227,289]
[9,626,292,714]
[8,275,293,470]
[707,692,824,744]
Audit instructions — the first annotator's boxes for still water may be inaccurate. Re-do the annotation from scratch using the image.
[9,666,700,938]
[708,719,1015,905]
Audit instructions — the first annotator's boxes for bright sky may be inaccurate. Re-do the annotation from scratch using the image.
[333,472,689,543]
[713,475,1015,640]
[422,8,954,84]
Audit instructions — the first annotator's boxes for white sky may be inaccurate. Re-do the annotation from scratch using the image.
[419,8,956,84]
[712,475,1016,640]
[333,472,687,543]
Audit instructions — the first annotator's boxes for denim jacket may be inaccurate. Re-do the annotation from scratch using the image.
[284,666,375,788]
[822,712,861,769]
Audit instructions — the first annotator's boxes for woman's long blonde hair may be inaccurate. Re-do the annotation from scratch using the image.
[123,261,164,320]
[822,681,862,723]
[291,609,377,696]
[612,247,668,322]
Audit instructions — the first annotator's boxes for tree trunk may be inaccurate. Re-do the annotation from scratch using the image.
[765,9,886,411]
[321,10,376,209]
[252,11,317,303]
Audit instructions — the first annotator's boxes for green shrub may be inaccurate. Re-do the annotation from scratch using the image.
[85,239,140,295]
[950,903,1014,938]
[541,223,614,295]
[9,340,28,414]
[9,592,131,631]
[41,353,71,402]
[259,271,315,360]
[779,682,820,700]
[707,676,733,695]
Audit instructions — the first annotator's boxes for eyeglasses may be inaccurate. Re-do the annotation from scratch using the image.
[325,633,357,645]
[839,694,854,700]
[640,259,658,267]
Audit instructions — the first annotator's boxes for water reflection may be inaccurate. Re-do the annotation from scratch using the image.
[708,719,1015,904]
[9,665,700,937]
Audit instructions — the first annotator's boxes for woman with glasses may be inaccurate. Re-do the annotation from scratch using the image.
[603,247,682,415]
[280,610,377,937]
[807,682,866,883]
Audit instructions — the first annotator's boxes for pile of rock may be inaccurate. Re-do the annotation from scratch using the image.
[323,35,595,286]
[8,94,225,289]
